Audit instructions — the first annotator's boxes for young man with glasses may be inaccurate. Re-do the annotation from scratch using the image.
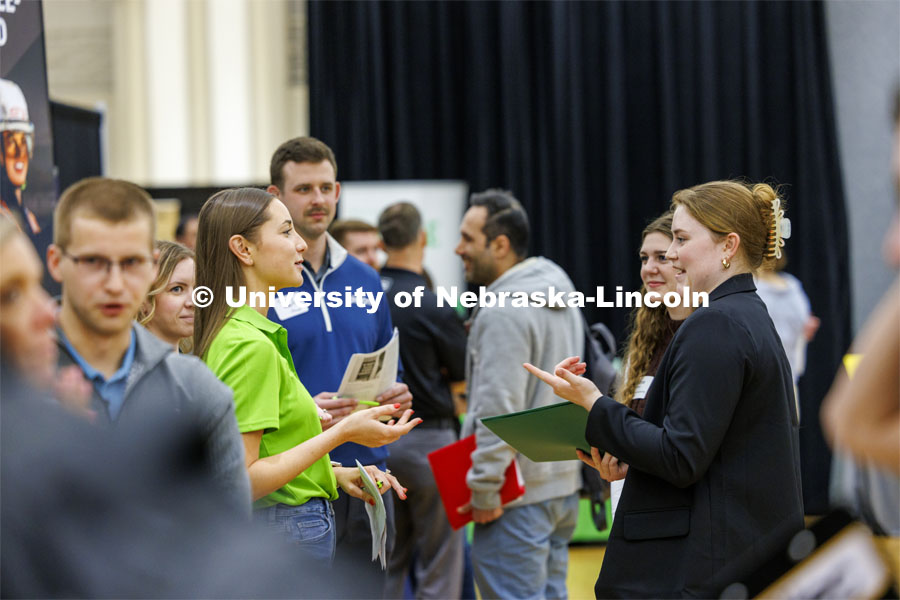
[46,177,250,516]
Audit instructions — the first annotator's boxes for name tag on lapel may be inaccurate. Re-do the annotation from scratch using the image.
[271,295,310,321]
[634,375,654,400]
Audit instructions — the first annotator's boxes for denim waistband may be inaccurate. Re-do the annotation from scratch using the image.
[255,497,333,523]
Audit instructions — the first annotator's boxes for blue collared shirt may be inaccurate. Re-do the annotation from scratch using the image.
[306,245,332,286]
[61,329,137,421]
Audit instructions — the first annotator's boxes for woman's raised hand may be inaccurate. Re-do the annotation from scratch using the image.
[523,356,603,411]
[336,403,421,448]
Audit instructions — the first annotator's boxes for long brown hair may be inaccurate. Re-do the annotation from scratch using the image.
[192,188,274,359]
[615,211,676,407]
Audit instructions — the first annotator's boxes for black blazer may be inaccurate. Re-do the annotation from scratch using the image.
[586,274,804,598]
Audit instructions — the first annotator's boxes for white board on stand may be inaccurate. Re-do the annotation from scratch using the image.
[338,180,468,292]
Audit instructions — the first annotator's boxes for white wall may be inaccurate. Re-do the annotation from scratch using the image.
[825,0,900,333]
[339,181,469,292]
[43,0,309,187]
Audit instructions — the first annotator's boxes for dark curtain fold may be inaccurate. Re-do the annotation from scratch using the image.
[45,101,102,296]
[50,101,102,194]
[309,0,849,512]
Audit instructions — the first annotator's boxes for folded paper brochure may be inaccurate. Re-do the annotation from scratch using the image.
[355,460,387,569]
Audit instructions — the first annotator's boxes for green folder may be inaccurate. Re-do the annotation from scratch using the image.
[480,401,597,462]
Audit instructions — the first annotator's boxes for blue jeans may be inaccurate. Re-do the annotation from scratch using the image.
[472,493,579,600]
[255,498,336,564]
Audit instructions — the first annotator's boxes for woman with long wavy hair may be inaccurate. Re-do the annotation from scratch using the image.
[193,187,420,564]
[602,211,692,520]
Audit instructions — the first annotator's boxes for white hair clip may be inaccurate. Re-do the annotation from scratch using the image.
[769,197,790,259]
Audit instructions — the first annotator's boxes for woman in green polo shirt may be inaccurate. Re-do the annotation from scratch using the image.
[193,187,420,563]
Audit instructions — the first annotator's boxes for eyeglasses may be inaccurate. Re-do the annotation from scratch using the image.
[61,250,154,278]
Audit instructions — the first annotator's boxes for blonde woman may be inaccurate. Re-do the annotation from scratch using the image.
[137,240,195,352]
[527,181,803,597]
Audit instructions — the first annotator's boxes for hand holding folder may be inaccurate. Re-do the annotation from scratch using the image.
[427,435,525,530]
[480,400,596,462]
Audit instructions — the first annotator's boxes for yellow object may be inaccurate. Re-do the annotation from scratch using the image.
[843,354,863,379]
[875,537,900,589]
[153,198,181,241]
[566,545,606,599]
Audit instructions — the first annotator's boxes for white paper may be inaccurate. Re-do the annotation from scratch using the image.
[336,329,399,403]
[355,460,387,569]
[633,375,654,400]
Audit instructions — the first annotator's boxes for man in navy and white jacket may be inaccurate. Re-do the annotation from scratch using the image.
[266,137,411,597]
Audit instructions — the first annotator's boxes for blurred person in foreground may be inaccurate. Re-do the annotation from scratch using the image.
[0,213,91,416]
[0,214,359,598]
[822,88,900,475]
[45,177,250,515]
[378,202,468,599]
[0,213,58,391]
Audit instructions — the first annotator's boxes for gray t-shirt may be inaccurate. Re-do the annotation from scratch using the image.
[755,272,811,383]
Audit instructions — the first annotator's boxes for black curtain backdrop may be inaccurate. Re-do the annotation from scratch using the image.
[50,101,102,194]
[44,101,102,295]
[309,0,850,512]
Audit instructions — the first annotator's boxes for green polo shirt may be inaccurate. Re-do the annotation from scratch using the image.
[204,305,338,509]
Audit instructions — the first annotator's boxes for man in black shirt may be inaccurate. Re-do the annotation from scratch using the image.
[379,202,467,599]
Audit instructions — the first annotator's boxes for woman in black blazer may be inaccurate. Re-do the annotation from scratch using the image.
[526,181,804,598]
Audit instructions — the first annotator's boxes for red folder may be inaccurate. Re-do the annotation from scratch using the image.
[427,434,526,530]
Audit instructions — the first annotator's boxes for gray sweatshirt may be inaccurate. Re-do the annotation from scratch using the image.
[57,324,251,516]
[462,257,582,510]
